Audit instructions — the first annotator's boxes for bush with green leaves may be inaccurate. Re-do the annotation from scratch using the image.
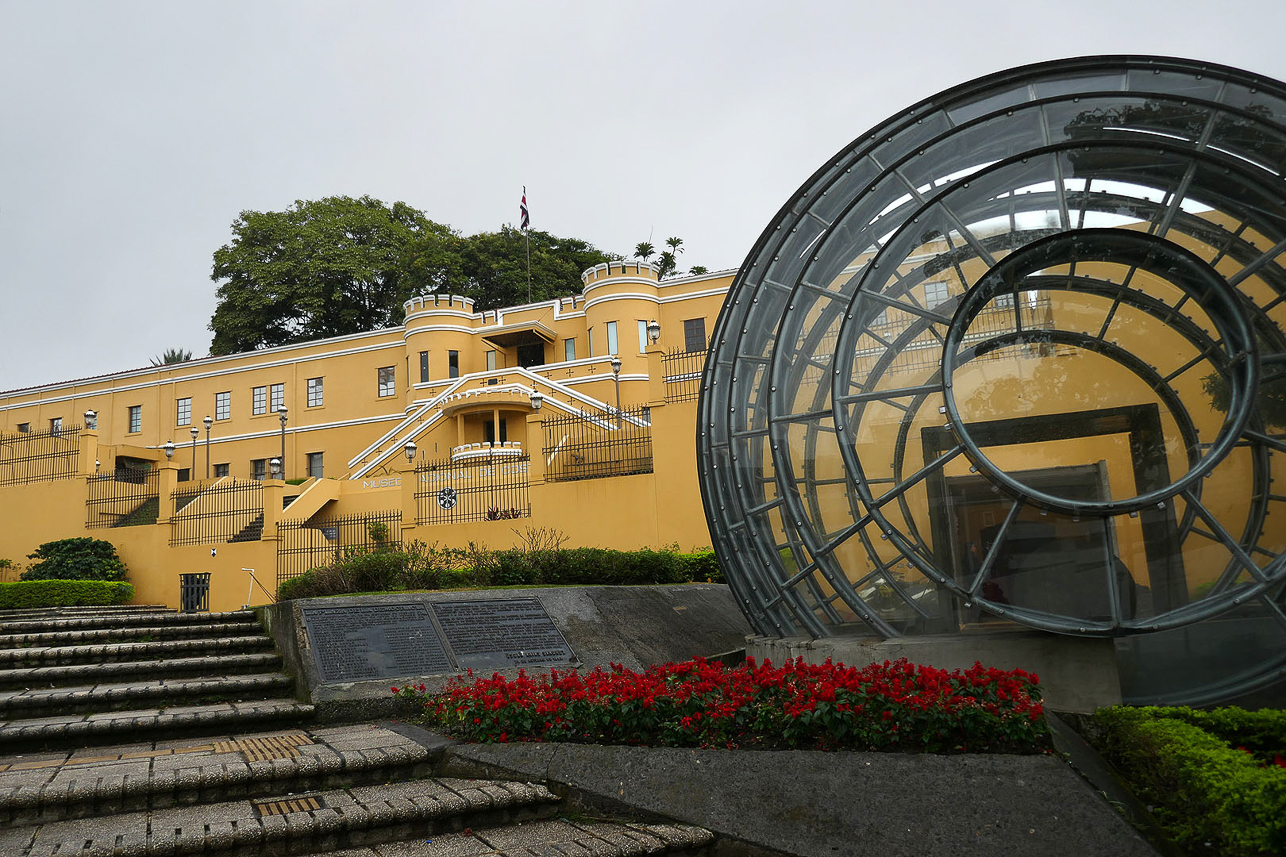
[678,550,723,583]
[20,538,129,582]
[1092,706,1286,856]
[277,540,473,600]
[0,580,134,609]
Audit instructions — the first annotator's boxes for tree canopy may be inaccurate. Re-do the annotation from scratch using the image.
[208,196,616,355]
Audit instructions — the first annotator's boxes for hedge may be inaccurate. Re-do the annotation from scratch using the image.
[1092,706,1286,856]
[277,542,725,600]
[21,537,129,582]
[0,580,135,610]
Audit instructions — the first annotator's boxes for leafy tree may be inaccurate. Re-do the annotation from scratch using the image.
[209,196,446,354]
[656,250,678,278]
[403,226,615,311]
[150,348,192,366]
[689,265,709,275]
[21,537,129,582]
[210,197,618,350]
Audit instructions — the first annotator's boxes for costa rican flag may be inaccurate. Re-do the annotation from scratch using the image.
[520,187,530,231]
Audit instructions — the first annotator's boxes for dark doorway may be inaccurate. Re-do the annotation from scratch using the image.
[517,343,545,368]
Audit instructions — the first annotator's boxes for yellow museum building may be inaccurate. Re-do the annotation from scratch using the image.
[0,262,731,610]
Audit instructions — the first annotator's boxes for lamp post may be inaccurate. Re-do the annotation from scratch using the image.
[269,458,281,479]
[203,415,213,479]
[163,440,174,461]
[529,390,544,411]
[404,441,417,464]
[647,319,660,345]
[610,355,622,427]
[84,409,97,430]
[277,406,288,481]
[190,426,199,477]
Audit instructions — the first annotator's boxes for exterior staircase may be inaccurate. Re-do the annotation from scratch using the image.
[0,605,312,752]
[0,606,713,857]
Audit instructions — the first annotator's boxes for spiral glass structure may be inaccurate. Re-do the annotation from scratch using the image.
[698,56,1286,703]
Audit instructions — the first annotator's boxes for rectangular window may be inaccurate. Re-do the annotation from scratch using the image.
[176,397,191,426]
[213,463,229,478]
[252,386,267,415]
[215,391,231,421]
[638,320,649,352]
[995,293,1016,309]
[50,417,62,435]
[377,366,396,397]
[448,351,459,379]
[307,377,323,407]
[307,452,324,479]
[419,351,429,383]
[564,338,576,362]
[924,281,950,308]
[128,405,142,433]
[270,383,284,413]
[683,318,707,353]
[588,328,596,357]
[16,422,29,433]
[486,350,497,371]
[606,321,618,355]
[251,459,266,481]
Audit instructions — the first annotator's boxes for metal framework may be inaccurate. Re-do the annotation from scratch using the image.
[0,425,81,487]
[276,509,404,590]
[698,56,1286,703]
[541,405,654,482]
[414,454,531,525]
[86,466,160,529]
[170,478,264,546]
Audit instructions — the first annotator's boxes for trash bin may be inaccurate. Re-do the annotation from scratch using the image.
[179,572,211,612]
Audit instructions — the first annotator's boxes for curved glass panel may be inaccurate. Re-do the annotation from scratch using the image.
[699,56,1286,703]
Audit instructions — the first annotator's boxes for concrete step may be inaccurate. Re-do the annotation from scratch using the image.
[0,777,563,857]
[0,605,172,621]
[0,651,284,689]
[0,723,438,825]
[0,619,262,648]
[0,634,276,668]
[315,819,714,857]
[0,609,254,635]
[0,673,295,718]
[0,699,315,753]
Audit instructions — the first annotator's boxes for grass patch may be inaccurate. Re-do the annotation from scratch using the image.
[396,656,1050,754]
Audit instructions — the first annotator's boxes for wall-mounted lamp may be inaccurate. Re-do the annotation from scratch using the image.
[404,440,417,463]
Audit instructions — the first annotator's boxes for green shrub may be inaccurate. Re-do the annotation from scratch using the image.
[277,540,471,599]
[1093,706,1286,856]
[0,580,134,609]
[21,537,129,582]
[678,550,723,583]
[491,547,689,587]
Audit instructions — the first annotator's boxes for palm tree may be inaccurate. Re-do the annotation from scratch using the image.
[689,265,709,275]
[655,251,677,279]
[150,348,192,366]
[634,242,655,261]
[665,236,684,259]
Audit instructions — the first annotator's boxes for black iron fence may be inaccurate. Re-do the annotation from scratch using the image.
[662,347,706,403]
[86,466,160,529]
[276,509,404,590]
[170,478,264,546]
[0,424,81,487]
[414,454,530,525]
[542,405,653,482]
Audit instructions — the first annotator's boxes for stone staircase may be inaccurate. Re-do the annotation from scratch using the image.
[0,606,713,857]
[0,606,312,752]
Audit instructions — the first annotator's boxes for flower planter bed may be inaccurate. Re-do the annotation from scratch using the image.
[397,656,1050,754]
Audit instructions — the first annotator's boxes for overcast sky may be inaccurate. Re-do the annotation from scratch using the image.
[3,0,1285,392]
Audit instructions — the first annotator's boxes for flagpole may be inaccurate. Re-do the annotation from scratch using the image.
[521,186,532,303]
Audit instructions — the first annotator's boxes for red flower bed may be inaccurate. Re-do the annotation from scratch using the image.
[395,657,1049,754]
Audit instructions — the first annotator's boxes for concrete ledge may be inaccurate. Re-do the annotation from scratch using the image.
[748,628,1121,713]
[258,585,752,720]
[441,741,1157,857]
